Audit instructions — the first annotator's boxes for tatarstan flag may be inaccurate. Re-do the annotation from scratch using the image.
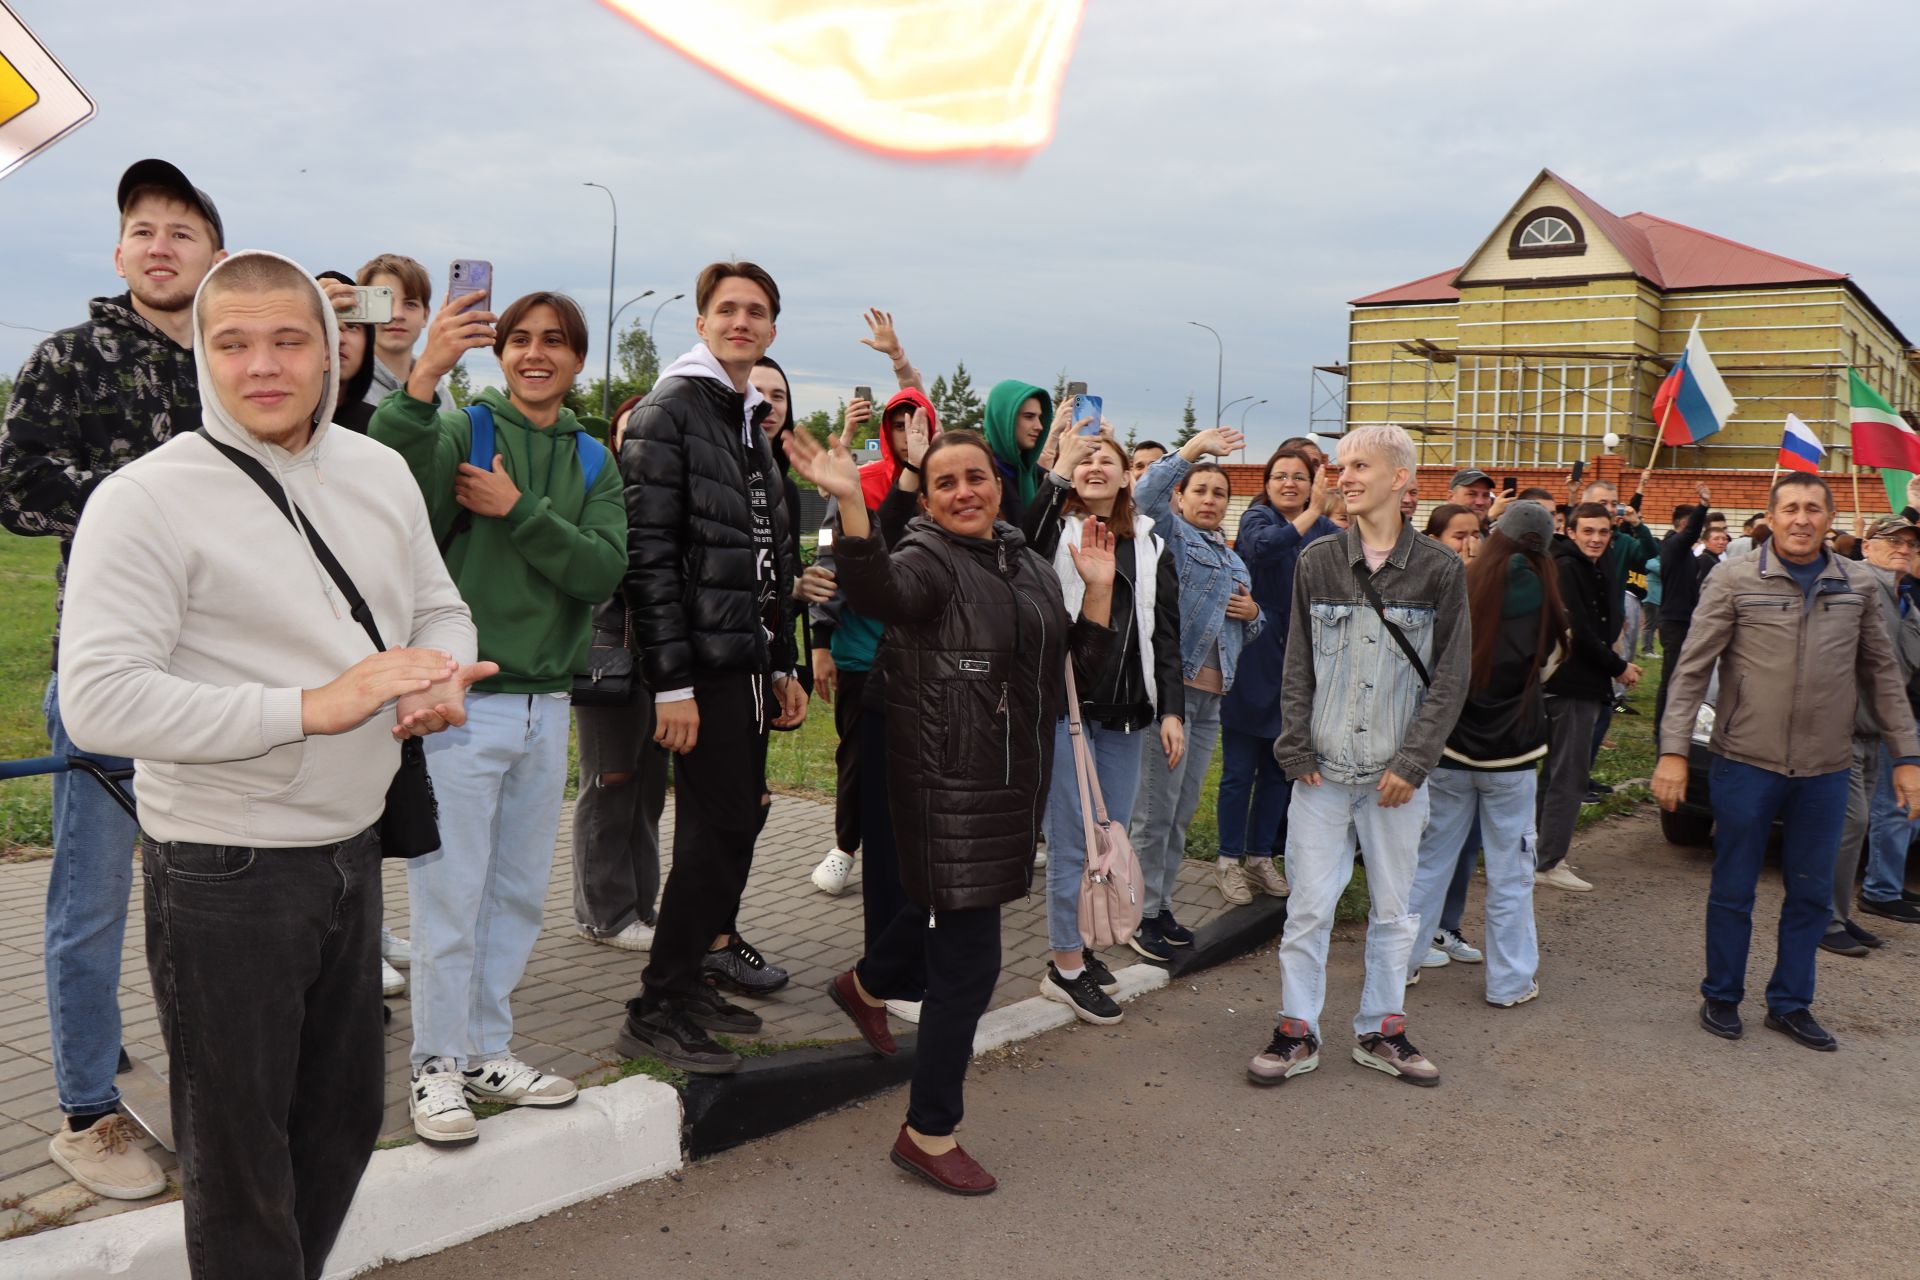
[1850,368,1920,511]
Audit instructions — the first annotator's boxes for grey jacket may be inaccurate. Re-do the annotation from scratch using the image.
[1276,521,1470,787]
[1853,560,1920,738]
[1659,546,1920,775]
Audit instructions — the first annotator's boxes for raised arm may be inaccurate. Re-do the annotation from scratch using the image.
[860,308,926,395]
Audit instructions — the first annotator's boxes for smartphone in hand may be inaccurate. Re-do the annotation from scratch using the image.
[336,285,394,324]
[1065,382,1102,436]
[448,259,492,312]
[853,385,872,405]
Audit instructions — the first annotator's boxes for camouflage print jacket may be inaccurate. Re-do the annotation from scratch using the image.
[0,294,200,656]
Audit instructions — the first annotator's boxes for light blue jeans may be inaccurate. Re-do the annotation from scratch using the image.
[1044,717,1145,953]
[42,674,141,1116]
[1404,768,1540,1004]
[1276,776,1427,1039]
[1129,688,1223,919]
[1865,742,1917,904]
[409,691,571,1069]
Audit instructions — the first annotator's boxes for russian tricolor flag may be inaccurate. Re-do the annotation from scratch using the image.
[1654,318,1737,447]
[1777,414,1824,474]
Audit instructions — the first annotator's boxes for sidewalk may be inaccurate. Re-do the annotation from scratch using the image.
[0,793,1238,1237]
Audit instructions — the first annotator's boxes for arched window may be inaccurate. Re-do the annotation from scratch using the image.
[1508,206,1587,259]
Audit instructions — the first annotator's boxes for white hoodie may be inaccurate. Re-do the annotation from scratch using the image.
[57,251,477,847]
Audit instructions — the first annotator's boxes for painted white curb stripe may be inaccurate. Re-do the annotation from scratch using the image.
[0,963,1170,1278]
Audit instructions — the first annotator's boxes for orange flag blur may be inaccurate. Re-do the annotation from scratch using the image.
[600,0,1085,158]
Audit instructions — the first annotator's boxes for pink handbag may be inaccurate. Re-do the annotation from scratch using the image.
[1065,663,1145,949]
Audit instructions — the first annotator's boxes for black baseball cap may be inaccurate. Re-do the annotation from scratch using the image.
[1449,468,1493,489]
[116,159,224,248]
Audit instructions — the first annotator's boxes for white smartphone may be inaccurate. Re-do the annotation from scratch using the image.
[817,527,835,550]
[336,285,394,324]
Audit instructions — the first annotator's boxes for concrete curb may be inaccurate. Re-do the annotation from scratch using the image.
[0,1074,683,1280]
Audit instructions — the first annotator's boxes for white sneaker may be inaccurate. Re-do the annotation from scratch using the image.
[1436,929,1484,963]
[47,1115,167,1200]
[1033,844,1048,870]
[812,849,855,896]
[1420,947,1449,969]
[1536,864,1593,892]
[463,1055,578,1108]
[381,927,411,969]
[1489,983,1540,1008]
[577,920,654,951]
[381,957,406,996]
[884,999,922,1024]
[410,1058,478,1146]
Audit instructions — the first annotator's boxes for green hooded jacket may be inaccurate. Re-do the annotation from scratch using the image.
[982,379,1051,511]
[370,386,628,692]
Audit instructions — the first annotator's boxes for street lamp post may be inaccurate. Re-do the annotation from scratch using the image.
[1221,395,1253,422]
[583,182,618,418]
[1187,320,1223,429]
[1240,398,1267,462]
[648,293,685,354]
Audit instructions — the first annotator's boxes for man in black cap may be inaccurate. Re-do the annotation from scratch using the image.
[0,158,224,1202]
[1447,468,1494,523]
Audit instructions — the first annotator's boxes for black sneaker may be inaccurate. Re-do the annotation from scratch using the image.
[1858,896,1920,924]
[1588,780,1615,796]
[1157,910,1195,947]
[1582,790,1604,806]
[1699,999,1743,1040]
[1039,963,1124,1025]
[1082,948,1119,995]
[1764,1007,1838,1052]
[702,934,791,994]
[1842,919,1885,949]
[1818,926,1870,958]
[615,998,742,1074]
[1127,917,1176,963]
[685,987,764,1034]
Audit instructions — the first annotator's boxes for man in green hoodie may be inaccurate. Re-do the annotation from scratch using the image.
[371,289,628,1147]
[982,379,1051,526]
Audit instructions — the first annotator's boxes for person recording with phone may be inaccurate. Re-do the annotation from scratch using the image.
[357,253,450,410]
[372,283,628,1146]
[316,271,379,433]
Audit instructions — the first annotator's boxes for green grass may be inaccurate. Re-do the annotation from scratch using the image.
[0,531,58,857]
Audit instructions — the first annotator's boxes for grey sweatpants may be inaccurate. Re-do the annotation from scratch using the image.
[571,695,669,936]
[1833,734,1881,928]
[1536,694,1603,872]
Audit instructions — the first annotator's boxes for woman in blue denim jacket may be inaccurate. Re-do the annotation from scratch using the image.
[1216,443,1340,905]
[1128,428,1263,957]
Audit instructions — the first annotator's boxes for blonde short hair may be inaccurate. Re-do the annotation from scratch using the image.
[1336,424,1416,485]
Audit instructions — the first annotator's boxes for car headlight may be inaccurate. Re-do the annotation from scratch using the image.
[1692,703,1714,746]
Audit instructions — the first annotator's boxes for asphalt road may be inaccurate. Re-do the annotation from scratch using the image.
[378,808,1918,1279]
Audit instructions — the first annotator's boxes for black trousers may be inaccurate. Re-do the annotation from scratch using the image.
[144,828,384,1280]
[857,707,915,963]
[857,901,1001,1137]
[832,668,868,852]
[1655,620,1689,732]
[640,673,771,1005]
[572,693,668,934]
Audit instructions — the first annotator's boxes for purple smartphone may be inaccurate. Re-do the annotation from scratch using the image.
[448,259,492,312]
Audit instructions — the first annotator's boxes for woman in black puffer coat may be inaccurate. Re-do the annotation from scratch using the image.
[788,427,1114,1197]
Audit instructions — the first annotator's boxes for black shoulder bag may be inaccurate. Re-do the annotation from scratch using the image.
[197,430,441,858]
[1352,561,1431,686]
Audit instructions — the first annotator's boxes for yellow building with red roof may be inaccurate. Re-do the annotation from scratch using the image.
[1344,170,1919,472]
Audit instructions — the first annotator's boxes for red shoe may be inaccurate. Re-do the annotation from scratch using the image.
[830,971,896,1055]
[890,1126,997,1195]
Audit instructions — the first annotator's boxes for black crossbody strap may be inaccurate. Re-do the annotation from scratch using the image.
[197,429,388,653]
[1352,559,1430,686]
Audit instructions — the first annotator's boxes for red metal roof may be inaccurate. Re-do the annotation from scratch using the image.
[1351,171,1853,305]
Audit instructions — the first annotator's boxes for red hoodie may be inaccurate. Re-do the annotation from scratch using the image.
[858,387,939,511]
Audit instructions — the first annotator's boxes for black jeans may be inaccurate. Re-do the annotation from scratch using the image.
[144,828,384,1280]
[858,708,916,965]
[857,902,1000,1137]
[1655,620,1689,731]
[572,693,669,934]
[640,673,771,1005]
[832,668,868,852]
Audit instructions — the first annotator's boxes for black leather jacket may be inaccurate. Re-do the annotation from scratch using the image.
[835,515,1112,912]
[620,373,795,691]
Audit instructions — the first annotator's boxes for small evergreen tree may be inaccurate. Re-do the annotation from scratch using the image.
[446,364,473,409]
[946,361,984,432]
[1175,394,1199,444]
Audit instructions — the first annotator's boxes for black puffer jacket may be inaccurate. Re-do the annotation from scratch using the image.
[835,515,1113,912]
[621,372,795,691]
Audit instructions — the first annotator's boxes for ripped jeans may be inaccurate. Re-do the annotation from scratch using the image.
[1403,767,1540,1005]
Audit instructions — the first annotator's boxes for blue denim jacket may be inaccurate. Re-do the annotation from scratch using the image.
[1134,454,1262,689]
[1276,521,1470,787]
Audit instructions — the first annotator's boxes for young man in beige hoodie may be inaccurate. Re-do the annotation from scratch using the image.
[58,251,489,1278]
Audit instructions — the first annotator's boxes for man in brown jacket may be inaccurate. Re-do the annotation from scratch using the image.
[1654,474,1920,1051]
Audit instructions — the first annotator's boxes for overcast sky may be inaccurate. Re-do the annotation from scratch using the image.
[2,0,1916,458]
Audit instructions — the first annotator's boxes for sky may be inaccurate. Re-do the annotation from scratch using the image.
[2,0,1918,460]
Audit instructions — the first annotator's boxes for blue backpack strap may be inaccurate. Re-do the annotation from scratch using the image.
[574,432,607,494]
[463,402,495,469]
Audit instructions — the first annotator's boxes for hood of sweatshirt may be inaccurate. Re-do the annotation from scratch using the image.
[663,342,768,445]
[860,386,939,510]
[983,379,1051,506]
[88,292,188,349]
